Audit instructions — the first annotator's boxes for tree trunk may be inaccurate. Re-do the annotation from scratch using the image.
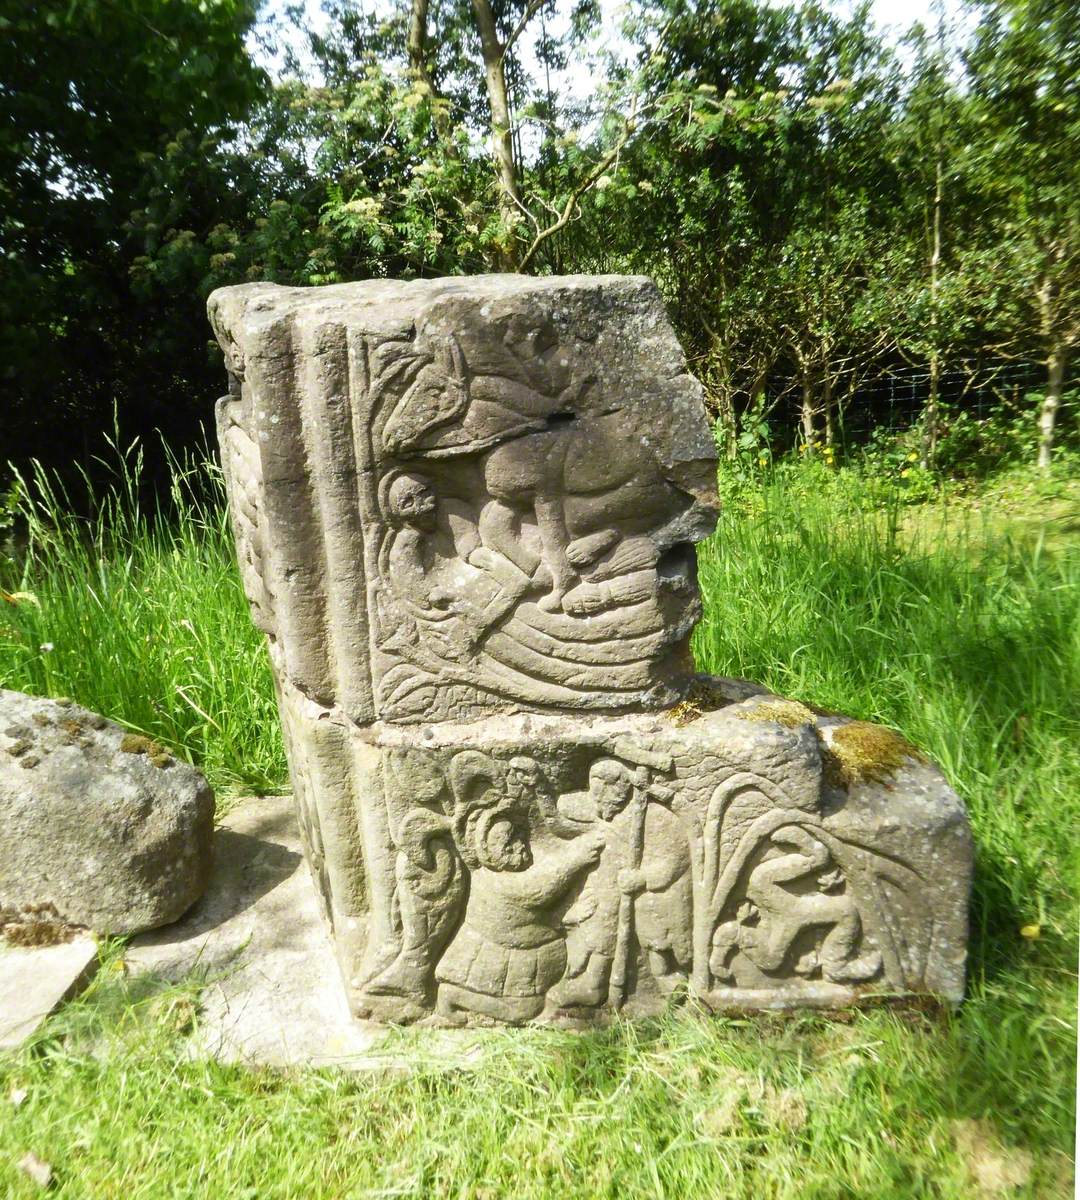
[407,0,431,80]
[921,151,943,471]
[471,0,523,268]
[921,348,940,470]
[1038,343,1066,470]
[823,375,835,454]
[714,388,737,460]
[407,0,450,138]
[800,375,817,451]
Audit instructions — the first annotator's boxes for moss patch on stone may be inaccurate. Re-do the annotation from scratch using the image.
[119,733,172,767]
[666,680,734,726]
[734,699,816,729]
[0,902,81,948]
[822,721,924,787]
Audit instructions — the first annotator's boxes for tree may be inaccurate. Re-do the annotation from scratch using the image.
[884,16,994,468]
[966,0,1080,469]
[0,0,265,480]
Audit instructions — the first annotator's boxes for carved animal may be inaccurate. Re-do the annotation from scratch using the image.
[710,827,882,986]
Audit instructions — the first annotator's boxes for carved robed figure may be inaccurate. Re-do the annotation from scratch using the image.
[209,274,972,1025]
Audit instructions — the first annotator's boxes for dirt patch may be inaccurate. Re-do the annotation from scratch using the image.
[951,1118,1034,1194]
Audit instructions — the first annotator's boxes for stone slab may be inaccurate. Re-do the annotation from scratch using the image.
[0,936,99,1049]
[126,795,392,1068]
[1,689,214,934]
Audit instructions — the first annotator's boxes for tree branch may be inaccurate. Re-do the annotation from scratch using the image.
[503,0,549,58]
[517,101,638,273]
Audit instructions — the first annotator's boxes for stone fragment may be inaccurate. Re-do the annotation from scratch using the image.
[126,794,385,1067]
[209,274,718,723]
[0,691,214,935]
[268,680,970,1024]
[209,274,973,1027]
[0,936,99,1049]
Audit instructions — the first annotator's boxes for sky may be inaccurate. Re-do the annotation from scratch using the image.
[267,0,972,83]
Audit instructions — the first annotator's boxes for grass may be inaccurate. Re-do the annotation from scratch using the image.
[0,443,285,797]
[0,452,1076,1198]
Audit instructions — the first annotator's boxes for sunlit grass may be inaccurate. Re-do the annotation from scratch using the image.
[0,452,1075,1198]
[0,443,285,797]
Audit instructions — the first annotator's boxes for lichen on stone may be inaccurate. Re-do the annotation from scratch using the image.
[667,679,733,726]
[1,901,81,948]
[734,699,816,730]
[120,733,172,767]
[822,721,924,787]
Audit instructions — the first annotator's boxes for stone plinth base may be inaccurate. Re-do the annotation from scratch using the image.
[277,676,971,1026]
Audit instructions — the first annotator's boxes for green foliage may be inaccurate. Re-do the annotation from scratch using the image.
[0,0,266,480]
[696,473,1079,973]
[0,442,285,796]
[0,462,1074,1198]
[5,0,1078,483]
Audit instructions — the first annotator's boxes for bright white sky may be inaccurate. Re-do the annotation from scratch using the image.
[269,0,971,85]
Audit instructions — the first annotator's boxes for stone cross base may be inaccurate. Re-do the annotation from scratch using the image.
[209,274,971,1026]
[279,675,969,1025]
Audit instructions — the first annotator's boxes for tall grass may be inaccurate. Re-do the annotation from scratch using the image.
[0,449,1075,1198]
[693,480,1080,979]
[0,442,284,794]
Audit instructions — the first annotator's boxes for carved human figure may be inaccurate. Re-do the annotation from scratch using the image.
[710,826,882,988]
[502,756,558,826]
[478,408,688,616]
[560,532,663,617]
[363,806,465,1001]
[435,807,605,1022]
[383,471,479,615]
[551,759,692,1008]
[382,471,557,662]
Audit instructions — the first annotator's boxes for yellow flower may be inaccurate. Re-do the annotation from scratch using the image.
[907,452,918,462]
[1019,923,1041,940]
[900,469,911,478]
[758,456,768,466]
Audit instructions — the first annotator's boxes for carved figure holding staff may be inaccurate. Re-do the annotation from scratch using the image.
[552,745,691,1010]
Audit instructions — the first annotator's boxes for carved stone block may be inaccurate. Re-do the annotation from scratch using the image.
[209,275,717,724]
[209,275,972,1025]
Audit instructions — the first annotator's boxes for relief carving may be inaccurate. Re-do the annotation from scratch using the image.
[210,275,973,1025]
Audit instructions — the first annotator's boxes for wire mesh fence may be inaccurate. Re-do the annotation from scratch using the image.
[833,358,1045,446]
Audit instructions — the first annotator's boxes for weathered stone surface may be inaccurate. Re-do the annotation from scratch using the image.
[209,274,718,723]
[209,273,973,1026]
[273,675,970,1024]
[0,936,99,1049]
[126,794,386,1067]
[0,691,214,935]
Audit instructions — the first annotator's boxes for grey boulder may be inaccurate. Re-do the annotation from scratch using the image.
[0,690,214,935]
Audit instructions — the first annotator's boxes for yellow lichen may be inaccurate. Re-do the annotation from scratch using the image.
[120,733,172,766]
[666,679,734,726]
[823,721,923,787]
[734,699,816,729]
